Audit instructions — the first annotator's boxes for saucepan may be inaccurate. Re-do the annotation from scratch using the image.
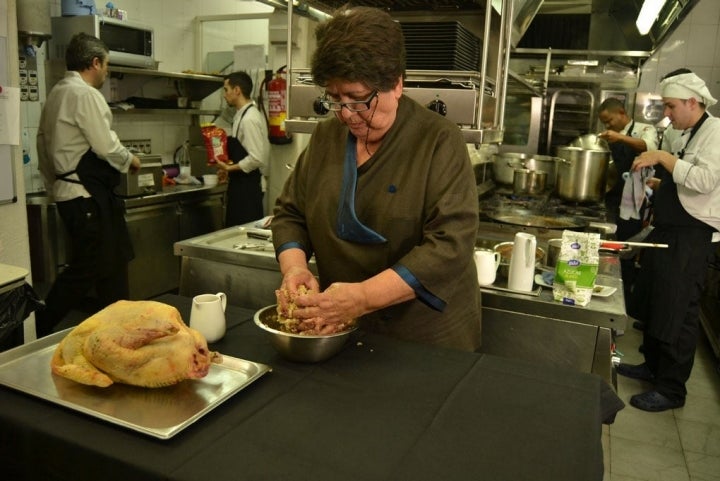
[492,152,528,185]
[513,169,547,195]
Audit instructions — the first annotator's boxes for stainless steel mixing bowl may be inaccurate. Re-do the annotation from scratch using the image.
[253,305,357,363]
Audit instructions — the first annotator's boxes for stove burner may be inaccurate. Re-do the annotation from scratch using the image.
[552,205,602,218]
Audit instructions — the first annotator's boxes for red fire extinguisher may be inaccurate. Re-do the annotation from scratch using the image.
[267,68,292,145]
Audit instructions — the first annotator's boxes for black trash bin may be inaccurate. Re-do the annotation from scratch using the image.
[0,283,44,351]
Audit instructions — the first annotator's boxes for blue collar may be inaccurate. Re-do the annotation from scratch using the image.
[336,134,387,244]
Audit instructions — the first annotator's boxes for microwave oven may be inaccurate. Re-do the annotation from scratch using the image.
[50,16,154,69]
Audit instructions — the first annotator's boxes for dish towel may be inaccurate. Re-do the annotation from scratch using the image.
[619,167,655,220]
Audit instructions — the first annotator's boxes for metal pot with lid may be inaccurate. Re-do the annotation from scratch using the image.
[555,146,611,203]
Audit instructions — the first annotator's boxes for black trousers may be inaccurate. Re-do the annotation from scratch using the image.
[629,226,715,402]
[35,197,129,337]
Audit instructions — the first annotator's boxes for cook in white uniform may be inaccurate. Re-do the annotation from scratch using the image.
[617,69,720,412]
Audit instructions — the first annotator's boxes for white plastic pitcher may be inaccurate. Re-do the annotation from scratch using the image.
[190,292,227,343]
[474,248,500,286]
[508,233,536,292]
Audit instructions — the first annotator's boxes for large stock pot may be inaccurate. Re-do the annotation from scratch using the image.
[555,146,611,203]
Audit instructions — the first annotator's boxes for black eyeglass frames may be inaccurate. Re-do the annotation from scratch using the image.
[320,90,378,112]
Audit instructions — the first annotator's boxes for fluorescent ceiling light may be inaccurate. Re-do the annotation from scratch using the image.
[636,0,667,35]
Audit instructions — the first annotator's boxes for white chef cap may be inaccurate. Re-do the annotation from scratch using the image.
[660,72,717,107]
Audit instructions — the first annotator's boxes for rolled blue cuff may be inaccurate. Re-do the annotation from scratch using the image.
[392,264,446,312]
[276,241,311,261]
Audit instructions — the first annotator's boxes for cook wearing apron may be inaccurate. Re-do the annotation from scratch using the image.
[601,115,657,302]
[606,121,647,239]
[225,105,264,227]
[36,150,134,337]
[624,101,720,411]
[604,121,645,300]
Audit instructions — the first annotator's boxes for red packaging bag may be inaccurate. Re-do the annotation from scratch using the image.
[200,124,228,165]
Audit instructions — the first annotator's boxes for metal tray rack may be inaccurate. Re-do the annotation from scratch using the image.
[0,330,271,439]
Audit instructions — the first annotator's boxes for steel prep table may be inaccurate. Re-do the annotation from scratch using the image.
[0,294,623,481]
[174,221,625,387]
[27,183,226,300]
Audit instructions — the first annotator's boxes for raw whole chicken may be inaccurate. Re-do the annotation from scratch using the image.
[51,300,222,388]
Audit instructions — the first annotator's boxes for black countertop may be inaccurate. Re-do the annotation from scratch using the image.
[0,294,623,481]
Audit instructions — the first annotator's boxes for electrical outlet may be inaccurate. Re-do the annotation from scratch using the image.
[121,138,152,154]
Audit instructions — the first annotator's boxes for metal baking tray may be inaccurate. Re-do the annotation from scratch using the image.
[0,330,271,440]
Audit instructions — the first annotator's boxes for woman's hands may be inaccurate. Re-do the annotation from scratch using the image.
[277,282,366,335]
[294,283,368,325]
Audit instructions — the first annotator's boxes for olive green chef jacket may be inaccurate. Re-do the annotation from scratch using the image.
[272,95,482,351]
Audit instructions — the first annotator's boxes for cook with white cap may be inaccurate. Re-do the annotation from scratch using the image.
[616,68,720,412]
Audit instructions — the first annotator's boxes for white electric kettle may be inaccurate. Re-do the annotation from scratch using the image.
[508,232,536,292]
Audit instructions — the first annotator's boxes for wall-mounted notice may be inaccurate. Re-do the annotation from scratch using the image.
[0,145,15,204]
[0,0,18,204]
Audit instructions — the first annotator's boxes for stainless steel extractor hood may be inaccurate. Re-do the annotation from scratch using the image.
[516,0,700,53]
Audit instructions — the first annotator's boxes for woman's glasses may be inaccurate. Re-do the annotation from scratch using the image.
[321,90,378,112]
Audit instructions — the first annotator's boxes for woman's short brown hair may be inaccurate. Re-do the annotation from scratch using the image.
[311,6,406,92]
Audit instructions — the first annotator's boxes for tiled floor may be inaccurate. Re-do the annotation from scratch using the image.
[603,325,720,481]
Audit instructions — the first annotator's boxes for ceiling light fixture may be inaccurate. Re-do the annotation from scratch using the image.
[636,0,668,35]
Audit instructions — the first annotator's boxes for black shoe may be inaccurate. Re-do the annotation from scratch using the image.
[632,320,645,331]
[630,391,684,412]
[616,363,654,382]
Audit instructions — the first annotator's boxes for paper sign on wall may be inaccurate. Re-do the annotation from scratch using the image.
[0,85,20,145]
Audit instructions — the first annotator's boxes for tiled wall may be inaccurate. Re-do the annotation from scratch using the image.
[637,0,720,116]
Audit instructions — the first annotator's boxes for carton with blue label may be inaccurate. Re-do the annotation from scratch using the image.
[552,230,600,306]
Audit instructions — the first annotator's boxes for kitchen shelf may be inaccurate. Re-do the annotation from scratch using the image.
[109,66,224,83]
[109,66,224,103]
[274,0,489,14]
[281,1,510,144]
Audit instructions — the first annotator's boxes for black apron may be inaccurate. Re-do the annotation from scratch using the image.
[56,149,134,264]
[605,121,645,240]
[225,106,264,227]
[629,112,715,342]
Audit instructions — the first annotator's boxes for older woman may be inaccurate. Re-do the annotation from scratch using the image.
[271,6,481,351]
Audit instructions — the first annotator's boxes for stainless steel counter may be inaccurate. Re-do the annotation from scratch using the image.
[175,221,623,386]
[475,220,626,329]
[174,225,317,309]
[474,221,624,387]
[26,183,227,208]
[27,184,226,300]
